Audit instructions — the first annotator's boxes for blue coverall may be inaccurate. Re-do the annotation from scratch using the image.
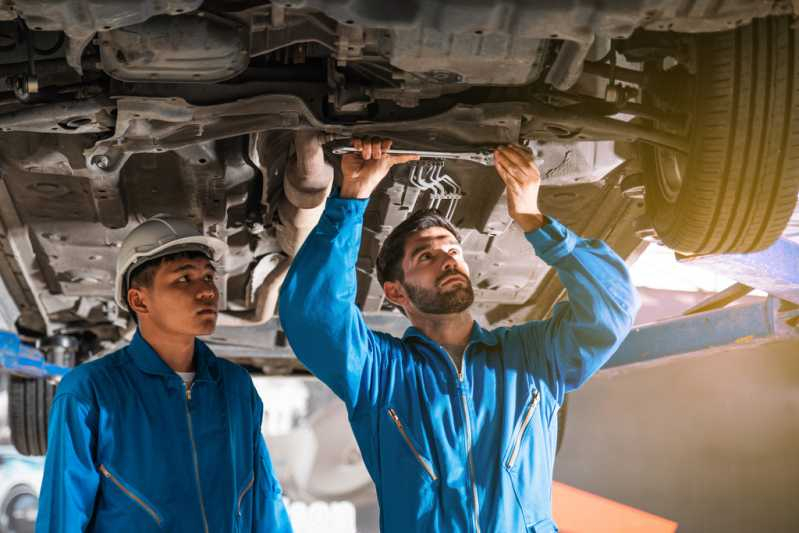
[37,331,293,533]
[279,195,640,532]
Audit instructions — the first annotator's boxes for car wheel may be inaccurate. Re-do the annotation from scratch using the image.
[644,15,799,254]
[8,377,55,456]
[0,485,38,533]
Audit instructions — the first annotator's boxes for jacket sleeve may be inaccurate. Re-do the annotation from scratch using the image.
[278,194,384,414]
[520,217,640,403]
[251,395,293,533]
[36,392,100,533]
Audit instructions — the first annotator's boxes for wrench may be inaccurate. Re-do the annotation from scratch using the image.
[330,146,496,166]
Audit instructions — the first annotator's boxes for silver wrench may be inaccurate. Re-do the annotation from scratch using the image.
[330,146,496,166]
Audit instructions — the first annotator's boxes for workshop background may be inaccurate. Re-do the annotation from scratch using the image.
[1,225,798,533]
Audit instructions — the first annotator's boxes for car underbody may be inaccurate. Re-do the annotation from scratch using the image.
[0,0,796,374]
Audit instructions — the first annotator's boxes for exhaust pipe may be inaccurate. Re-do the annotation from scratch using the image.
[218,131,334,326]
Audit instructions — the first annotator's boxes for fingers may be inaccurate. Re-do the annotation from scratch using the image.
[495,158,520,189]
[351,137,394,160]
[380,138,392,159]
[496,144,533,168]
[494,150,524,185]
[494,144,540,184]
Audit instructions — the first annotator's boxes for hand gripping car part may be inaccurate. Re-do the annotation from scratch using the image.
[114,216,228,311]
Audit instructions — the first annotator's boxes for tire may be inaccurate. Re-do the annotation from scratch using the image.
[645,16,799,254]
[8,377,55,456]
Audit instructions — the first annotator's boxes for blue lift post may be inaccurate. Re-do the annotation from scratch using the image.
[0,331,70,379]
[606,237,799,371]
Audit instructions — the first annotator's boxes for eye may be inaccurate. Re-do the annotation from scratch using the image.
[204,273,216,283]
[177,275,190,283]
[419,252,431,262]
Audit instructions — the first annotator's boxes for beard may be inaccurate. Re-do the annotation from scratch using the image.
[403,272,475,315]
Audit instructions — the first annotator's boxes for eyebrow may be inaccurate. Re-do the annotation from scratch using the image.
[409,236,460,260]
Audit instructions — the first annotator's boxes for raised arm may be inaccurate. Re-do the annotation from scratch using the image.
[278,138,417,413]
[524,219,640,402]
[493,144,639,402]
[36,390,100,532]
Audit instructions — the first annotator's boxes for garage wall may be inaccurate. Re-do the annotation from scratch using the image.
[554,338,799,533]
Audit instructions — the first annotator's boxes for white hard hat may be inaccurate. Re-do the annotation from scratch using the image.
[115,216,227,311]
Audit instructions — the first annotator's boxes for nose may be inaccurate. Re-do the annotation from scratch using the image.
[196,281,218,303]
[441,252,458,272]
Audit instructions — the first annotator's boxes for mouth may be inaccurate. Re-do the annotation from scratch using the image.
[197,308,218,316]
[439,274,468,287]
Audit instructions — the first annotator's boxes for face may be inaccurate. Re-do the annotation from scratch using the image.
[391,226,474,315]
[129,256,219,337]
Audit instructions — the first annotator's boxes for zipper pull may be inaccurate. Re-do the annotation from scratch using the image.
[185,383,192,402]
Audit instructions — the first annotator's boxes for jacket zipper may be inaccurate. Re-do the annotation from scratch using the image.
[387,408,438,481]
[506,390,541,469]
[184,383,210,533]
[460,391,481,533]
[445,343,481,533]
[99,464,162,527]
[237,473,255,517]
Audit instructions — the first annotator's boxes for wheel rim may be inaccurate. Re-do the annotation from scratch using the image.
[5,492,38,533]
[654,147,687,204]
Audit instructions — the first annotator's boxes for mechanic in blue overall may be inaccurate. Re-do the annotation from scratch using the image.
[279,138,640,532]
[37,217,293,533]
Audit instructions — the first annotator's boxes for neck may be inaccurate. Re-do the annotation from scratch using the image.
[408,309,474,348]
[138,321,196,373]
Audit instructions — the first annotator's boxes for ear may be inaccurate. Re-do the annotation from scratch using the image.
[383,280,409,310]
[127,287,149,316]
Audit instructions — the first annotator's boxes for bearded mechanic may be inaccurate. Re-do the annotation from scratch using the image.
[37,217,292,532]
[279,138,640,532]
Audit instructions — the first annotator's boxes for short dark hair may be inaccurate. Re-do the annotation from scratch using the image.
[376,209,461,286]
[126,250,211,321]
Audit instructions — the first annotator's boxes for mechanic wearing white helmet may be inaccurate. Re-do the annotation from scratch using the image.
[37,217,293,533]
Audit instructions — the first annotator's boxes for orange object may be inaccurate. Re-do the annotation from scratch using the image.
[552,481,678,533]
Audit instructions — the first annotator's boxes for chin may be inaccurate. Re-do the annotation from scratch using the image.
[194,317,218,336]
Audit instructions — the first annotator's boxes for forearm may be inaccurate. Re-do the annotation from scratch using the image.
[527,218,640,390]
[278,193,378,406]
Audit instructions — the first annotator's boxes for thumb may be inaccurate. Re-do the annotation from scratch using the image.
[387,154,421,166]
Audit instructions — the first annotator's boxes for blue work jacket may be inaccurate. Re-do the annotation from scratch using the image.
[279,196,639,533]
[37,331,292,533]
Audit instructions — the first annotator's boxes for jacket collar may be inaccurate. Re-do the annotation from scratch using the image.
[402,320,500,348]
[128,330,219,383]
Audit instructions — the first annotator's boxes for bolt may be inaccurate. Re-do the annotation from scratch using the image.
[247,221,265,235]
[91,155,110,169]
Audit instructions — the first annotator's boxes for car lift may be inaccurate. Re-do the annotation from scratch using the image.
[1,238,798,379]
[608,236,799,371]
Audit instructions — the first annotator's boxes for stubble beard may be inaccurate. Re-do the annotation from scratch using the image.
[403,275,475,315]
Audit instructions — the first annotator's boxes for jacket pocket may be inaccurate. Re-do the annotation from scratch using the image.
[504,389,549,528]
[235,471,255,532]
[387,408,437,481]
[99,464,163,528]
[505,390,540,470]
